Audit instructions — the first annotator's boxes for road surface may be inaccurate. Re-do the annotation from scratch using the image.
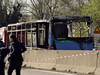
[5,68,79,75]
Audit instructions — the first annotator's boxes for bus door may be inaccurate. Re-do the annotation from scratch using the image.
[36,22,49,49]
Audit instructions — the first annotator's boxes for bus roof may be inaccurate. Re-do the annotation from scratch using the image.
[50,16,92,22]
[8,20,49,27]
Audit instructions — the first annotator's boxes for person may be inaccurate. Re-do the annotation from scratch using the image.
[8,34,26,75]
[0,34,9,75]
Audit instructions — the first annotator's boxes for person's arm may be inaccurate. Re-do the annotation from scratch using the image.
[1,43,10,57]
[21,43,26,53]
[4,47,10,56]
[8,43,17,62]
[3,47,10,63]
[1,44,10,62]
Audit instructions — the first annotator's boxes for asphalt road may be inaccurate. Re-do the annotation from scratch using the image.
[5,69,78,75]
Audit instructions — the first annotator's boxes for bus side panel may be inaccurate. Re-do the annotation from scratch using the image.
[55,37,94,50]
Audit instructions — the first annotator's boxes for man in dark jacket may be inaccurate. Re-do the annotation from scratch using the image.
[0,34,9,75]
[8,34,26,75]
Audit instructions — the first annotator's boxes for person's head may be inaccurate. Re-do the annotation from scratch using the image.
[0,34,2,41]
[9,34,16,42]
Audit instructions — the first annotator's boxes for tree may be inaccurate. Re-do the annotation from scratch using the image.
[0,0,23,26]
[26,0,60,20]
[6,1,23,24]
[81,0,100,28]
[24,0,87,20]
[0,0,24,27]
[59,0,87,16]
[0,0,8,27]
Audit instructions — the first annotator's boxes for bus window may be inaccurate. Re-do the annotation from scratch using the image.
[52,23,68,40]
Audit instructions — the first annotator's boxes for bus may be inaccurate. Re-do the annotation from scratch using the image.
[7,16,94,50]
[7,20,49,50]
[48,16,94,50]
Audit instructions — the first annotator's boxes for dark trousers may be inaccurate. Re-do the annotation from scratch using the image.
[0,63,5,75]
[8,62,22,75]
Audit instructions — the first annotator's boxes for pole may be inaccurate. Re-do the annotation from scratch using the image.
[25,24,26,47]
[16,26,17,39]
[79,22,81,37]
[70,24,73,37]
[96,37,98,50]
[21,25,22,42]
[31,23,33,50]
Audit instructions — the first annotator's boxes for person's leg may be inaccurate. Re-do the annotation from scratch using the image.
[2,64,5,75]
[0,63,5,75]
[16,62,22,75]
[7,64,14,75]
[0,65,5,75]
